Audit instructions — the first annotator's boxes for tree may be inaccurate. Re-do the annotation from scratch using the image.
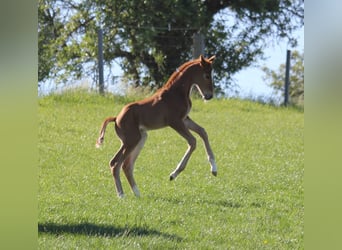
[262,50,304,106]
[38,0,62,82]
[38,0,304,93]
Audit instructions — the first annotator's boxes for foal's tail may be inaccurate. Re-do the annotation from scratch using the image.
[95,116,116,148]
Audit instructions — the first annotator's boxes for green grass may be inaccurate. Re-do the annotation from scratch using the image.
[38,90,304,249]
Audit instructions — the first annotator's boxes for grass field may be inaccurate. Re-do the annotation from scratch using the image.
[38,91,304,249]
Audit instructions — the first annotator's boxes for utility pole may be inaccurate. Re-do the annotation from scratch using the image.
[284,50,291,106]
[98,28,104,95]
[193,32,205,59]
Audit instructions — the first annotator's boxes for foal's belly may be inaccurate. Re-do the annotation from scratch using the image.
[138,113,168,130]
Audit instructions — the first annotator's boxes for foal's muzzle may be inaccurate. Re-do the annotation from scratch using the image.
[204,93,213,100]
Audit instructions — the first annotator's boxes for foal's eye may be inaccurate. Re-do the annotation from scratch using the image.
[203,73,210,80]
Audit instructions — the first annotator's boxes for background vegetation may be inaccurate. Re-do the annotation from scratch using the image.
[38,91,304,249]
[38,0,304,93]
[262,50,304,107]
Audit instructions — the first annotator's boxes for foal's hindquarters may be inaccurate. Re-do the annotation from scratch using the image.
[110,113,147,198]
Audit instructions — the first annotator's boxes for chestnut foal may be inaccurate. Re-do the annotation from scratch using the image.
[96,55,217,197]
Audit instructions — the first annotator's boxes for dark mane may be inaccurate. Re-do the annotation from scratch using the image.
[163,58,200,89]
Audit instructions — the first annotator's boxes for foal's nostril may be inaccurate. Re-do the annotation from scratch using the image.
[204,94,213,100]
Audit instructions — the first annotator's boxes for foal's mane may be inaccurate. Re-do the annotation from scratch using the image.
[163,58,200,89]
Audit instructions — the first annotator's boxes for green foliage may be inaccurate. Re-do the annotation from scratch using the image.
[39,91,303,249]
[262,50,304,107]
[38,0,304,91]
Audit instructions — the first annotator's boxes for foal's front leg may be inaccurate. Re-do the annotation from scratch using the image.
[169,121,197,181]
[184,117,217,176]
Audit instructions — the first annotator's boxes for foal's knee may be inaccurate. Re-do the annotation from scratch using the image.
[188,137,197,151]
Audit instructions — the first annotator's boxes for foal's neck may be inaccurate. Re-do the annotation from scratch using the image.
[168,64,198,98]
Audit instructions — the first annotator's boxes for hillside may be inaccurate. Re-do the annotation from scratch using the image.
[38,91,304,249]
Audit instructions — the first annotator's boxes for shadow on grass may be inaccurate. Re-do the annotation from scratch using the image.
[152,195,242,209]
[38,222,182,241]
[212,199,242,208]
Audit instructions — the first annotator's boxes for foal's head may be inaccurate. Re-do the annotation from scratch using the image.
[193,55,216,100]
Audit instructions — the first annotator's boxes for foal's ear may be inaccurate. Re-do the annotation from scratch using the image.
[199,54,207,67]
[208,55,216,63]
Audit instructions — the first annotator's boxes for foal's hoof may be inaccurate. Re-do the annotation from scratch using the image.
[170,175,174,181]
[117,193,125,199]
[211,171,217,177]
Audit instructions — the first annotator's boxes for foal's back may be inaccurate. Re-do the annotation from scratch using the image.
[114,91,164,131]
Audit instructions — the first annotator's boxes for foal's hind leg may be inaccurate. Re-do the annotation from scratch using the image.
[110,131,142,197]
[109,144,128,198]
[122,131,147,197]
